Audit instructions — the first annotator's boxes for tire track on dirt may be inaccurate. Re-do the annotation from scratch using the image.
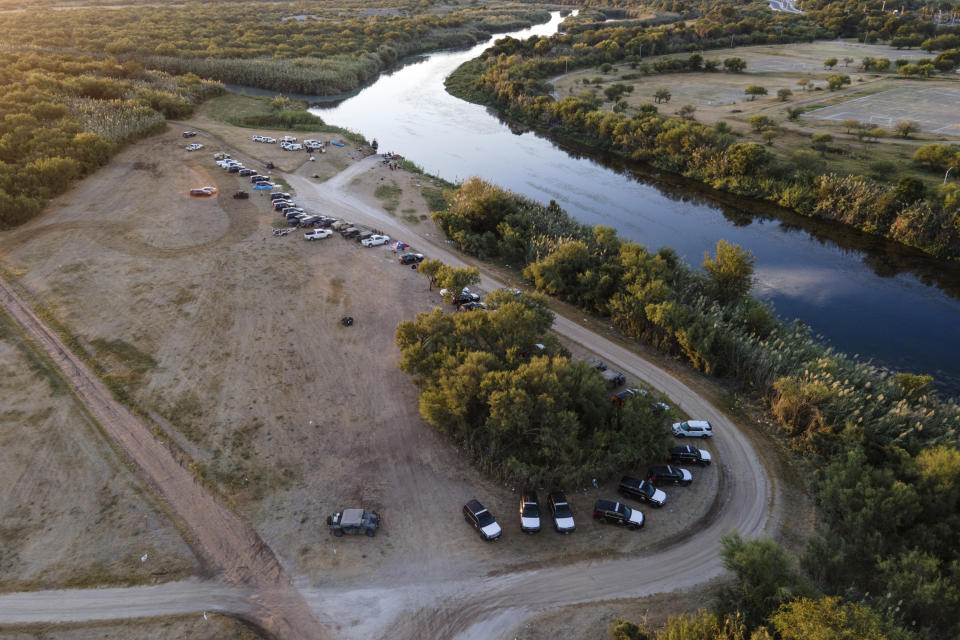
[0,277,328,639]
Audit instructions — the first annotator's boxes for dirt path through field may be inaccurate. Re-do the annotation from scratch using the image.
[0,278,328,640]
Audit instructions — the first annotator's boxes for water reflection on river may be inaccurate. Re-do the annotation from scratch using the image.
[307,12,960,395]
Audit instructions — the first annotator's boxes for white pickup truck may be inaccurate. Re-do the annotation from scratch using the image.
[305,229,333,241]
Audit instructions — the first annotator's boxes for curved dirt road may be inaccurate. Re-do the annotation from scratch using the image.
[0,148,777,639]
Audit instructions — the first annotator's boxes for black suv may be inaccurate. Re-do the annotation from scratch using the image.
[519,490,541,533]
[592,499,644,529]
[617,476,666,507]
[238,168,257,177]
[270,192,291,200]
[463,499,501,540]
[548,491,575,533]
[646,465,692,486]
[399,253,424,265]
[667,444,712,466]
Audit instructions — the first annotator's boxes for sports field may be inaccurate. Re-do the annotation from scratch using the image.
[806,86,960,134]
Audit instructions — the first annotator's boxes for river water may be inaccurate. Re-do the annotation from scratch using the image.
[310,12,960,395]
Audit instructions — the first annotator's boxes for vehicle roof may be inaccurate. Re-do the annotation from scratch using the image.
[341,508,364,527]
[595,499,618,509]
[683,420,712,428]
[549,490,567,502]
[521,489,538,502]
[619,475,642,486]
[671,444,698,453]
[465,499,485,513]
[649,465,678,474]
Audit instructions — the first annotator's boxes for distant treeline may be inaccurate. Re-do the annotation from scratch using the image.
[433,177,960,639]
[0,2,550,95]
[445,2,960,258]
[0,50,223,228]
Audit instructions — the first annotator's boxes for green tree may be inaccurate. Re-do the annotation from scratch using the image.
[842,119,862,134]
[771,596,906,640]
[811,133,833,153]
[827,74,851,90]
[762,130,777,146]
[895,120,920,139]
[717,533,816,629]
[824,57,839,69]
[702,240,755,304]
[417,258,445,290]
[724,57,747,72]
[748,115,773,132]
[677,104,696,120]
[744,85,767,101]
[777,88,792,102]
[609,619,650,640]
[654,88,671,104]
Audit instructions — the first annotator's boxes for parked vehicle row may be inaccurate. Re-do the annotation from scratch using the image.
[252,135,277,144]
[464,441,715,541]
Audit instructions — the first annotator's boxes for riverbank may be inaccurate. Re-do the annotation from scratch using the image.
[445,48,960,261]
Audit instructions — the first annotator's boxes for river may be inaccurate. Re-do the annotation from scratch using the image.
[310,12,960,396]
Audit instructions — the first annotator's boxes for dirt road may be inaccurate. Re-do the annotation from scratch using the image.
[0,278,327,640]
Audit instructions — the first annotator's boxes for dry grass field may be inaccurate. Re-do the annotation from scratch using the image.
[552,40,960,188]
[0,308,199,593]
[0,613,259,640]
[0,110,722,603]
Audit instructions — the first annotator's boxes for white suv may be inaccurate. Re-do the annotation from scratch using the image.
[672,420,713,438]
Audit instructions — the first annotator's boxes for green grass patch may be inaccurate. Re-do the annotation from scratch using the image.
[200,91,368,143]
[374,182,402,214]
[420,185,449,212]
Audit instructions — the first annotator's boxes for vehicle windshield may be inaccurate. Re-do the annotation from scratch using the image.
[616,503,631,517]
[553,502,572,518]
[476,510,494,527]
[522,502,539,517]
[642,482,655,497]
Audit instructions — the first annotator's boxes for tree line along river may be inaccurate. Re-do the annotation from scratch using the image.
[302,12,960,397]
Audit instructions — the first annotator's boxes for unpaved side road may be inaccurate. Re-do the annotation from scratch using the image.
[0,278,326,640]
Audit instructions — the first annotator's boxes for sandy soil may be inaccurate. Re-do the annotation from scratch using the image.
[0,310,198,592]
[0,117,804,638]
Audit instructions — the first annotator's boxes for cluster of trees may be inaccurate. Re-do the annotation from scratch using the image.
[394,285,671,485]
[0,2,550,95]
[529,0,960,48]
[447,28,960,258]
[0,50,222,228]
[433,178,960,638]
